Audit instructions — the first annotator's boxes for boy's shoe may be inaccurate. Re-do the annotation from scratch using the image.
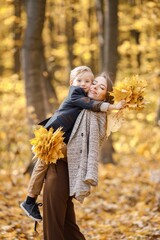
[20,201,42,222]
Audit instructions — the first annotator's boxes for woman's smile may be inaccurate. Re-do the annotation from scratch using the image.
[88,76,108,101]
[89,90,97,95]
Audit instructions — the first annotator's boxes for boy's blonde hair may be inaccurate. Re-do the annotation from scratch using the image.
[70,66,93,85]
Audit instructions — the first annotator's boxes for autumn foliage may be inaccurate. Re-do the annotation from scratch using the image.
[30,126,65,164]
[0,0,160,239]
[110,75,148,110]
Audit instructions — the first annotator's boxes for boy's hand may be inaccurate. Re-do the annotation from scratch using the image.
[116,100,126,110]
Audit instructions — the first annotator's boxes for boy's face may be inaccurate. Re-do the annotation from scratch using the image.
[71,71,94,93]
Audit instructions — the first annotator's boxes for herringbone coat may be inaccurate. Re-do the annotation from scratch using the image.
[67,109,107,203]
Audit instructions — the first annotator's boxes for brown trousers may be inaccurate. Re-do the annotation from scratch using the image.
[28,146,68,196]
[27,159,48,196]
[43,160,86,240]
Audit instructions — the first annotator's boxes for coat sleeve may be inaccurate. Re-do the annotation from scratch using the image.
[38,117,51,126]
[70,87,103,112]
[84,112,100,186]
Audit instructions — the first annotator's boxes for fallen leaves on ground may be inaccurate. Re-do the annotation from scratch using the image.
[0,154,160,240]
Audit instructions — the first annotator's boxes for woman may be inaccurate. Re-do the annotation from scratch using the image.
[43,73,125,240]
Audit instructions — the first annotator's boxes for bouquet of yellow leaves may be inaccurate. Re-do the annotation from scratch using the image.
[107,75,147,138]
[109,75,147,110]
[30,126,65,164]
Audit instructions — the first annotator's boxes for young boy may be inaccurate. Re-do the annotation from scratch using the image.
[20,66,124,222]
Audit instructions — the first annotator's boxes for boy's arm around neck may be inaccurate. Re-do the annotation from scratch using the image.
[70,86,103,112]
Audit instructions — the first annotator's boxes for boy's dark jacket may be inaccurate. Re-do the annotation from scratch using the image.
[39,86,102,143]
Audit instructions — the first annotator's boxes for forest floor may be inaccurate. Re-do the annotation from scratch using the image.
[0,153,160,240]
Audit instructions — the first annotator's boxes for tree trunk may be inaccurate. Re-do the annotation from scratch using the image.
[21,0,58,174]
[13,0,22,75]
[95,0,104,72]
[101,0,119,164]
[21,0,58,126]
[100,135,115,164]
[88,1,99,74]
[103,0,118,78]
[65,2,77,71]
[156,98,160,126]
[131,29,141,68]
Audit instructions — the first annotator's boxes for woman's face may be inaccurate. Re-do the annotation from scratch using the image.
[88,76,107,101]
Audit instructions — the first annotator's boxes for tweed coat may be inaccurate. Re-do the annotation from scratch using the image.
[67,109,107,203]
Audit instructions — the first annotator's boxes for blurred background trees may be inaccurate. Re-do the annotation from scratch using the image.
[0,0,159,171]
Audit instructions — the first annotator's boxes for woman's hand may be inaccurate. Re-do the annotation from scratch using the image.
[107,100,126,111]
[115,100,126,110]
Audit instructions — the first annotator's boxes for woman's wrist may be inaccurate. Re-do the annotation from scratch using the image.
[100,102,110,112]
[108,103,117,110]
[114,104,119,110]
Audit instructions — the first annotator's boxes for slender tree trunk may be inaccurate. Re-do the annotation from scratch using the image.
[156,98,160,126]
[65,2,77,71]
[95,0,104,71]
[103,0,118,78]
[88,1,99,74]
[100,0,119,164]
[131,29,141,68]
[13,0,22,75]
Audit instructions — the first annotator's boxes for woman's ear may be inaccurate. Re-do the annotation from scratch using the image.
[70,79,73,86]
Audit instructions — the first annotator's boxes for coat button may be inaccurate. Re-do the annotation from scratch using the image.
[81,133,83,136]
[80,150,82,153]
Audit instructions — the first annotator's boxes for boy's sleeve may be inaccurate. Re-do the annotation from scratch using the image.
[70,87,103,112]
[38,117,51,126]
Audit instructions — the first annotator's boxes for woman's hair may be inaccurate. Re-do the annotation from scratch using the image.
[99,72,114,104]
[70,66,93,84]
